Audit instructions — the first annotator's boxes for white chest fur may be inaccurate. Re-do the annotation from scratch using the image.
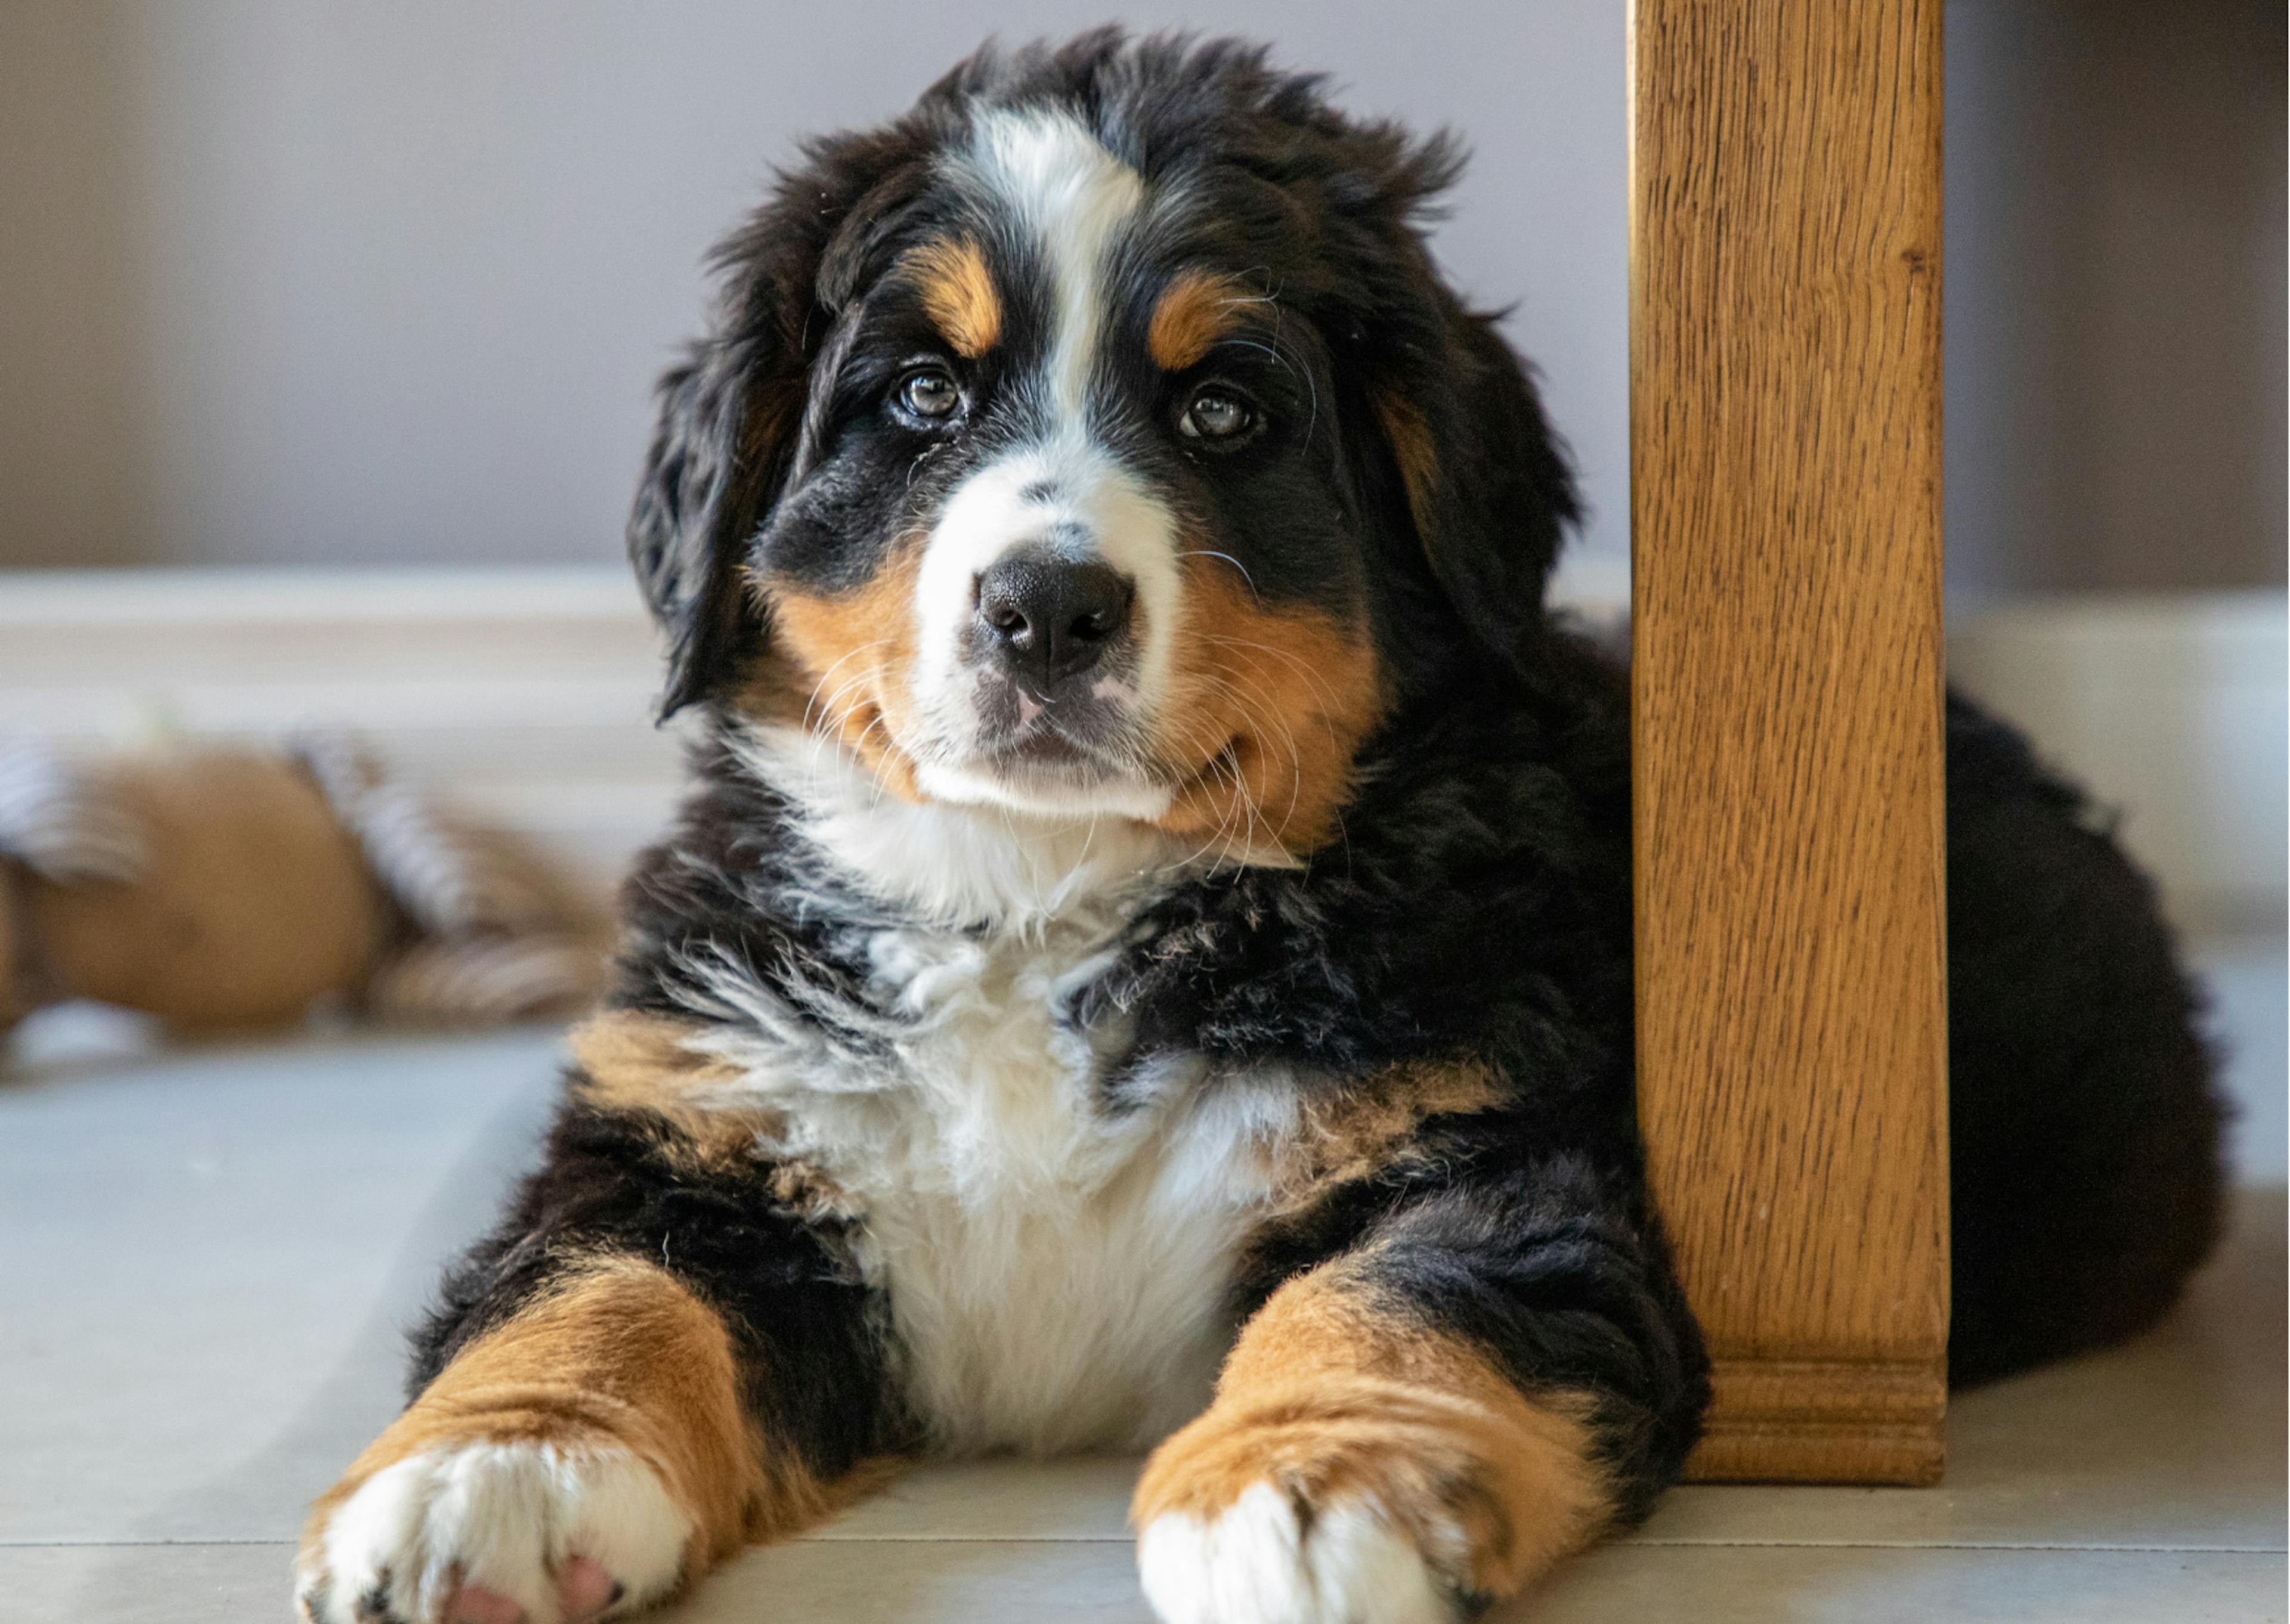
[869,921,1274,1452]
[692,901,1286,1456]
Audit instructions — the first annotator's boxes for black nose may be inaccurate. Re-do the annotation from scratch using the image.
[975,554,1135,686]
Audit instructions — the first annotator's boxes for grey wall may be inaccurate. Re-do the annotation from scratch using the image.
[0,1,1629,574]
[1945,0,2286,600]
[2,1,2282,600]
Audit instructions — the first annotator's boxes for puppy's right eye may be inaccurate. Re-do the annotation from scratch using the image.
[895,367,963,422]
[1177,385,1257,443]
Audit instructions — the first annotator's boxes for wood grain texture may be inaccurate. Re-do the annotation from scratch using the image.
[1627,0,1949,1484]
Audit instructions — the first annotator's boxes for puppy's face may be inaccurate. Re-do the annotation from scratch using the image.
[756,109,1382,856]
[633,41,1578,860]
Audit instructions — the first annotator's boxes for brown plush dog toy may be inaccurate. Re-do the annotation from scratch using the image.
[0,736,607,1036]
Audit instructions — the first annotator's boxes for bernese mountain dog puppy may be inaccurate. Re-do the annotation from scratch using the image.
[296,32,2224,1624]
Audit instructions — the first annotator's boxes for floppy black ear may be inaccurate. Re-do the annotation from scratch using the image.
[627,333,780,719]
[1371,298,1581,676]
[627,131,925,718]
[628,198,830,718]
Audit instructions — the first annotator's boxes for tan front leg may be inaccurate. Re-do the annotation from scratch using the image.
[296,1260,831,1624]
[1132,1261,1614,1623]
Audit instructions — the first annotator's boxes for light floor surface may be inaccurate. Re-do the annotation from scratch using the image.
[2,1024,2283,1623]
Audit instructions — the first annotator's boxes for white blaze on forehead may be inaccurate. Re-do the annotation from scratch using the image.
[973,107,1146,420]
[895,106,1189,818]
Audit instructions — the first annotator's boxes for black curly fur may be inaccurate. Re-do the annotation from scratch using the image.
[1942,695,2226,1384]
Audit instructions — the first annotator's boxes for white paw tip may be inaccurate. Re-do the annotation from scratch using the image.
[1137,1483,1456,1624]
[299,1440,691,1624]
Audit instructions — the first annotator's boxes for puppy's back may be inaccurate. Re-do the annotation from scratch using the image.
[1942,692,2227,1386]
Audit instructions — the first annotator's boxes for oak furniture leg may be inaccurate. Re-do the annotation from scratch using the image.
[1628,0,1950,1484]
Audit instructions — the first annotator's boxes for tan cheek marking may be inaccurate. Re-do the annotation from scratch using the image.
[906,238,1001,358]
[744,536,929,802]
[1374,388,1439,546]
[1150,555,1386,857]
[1259,1060,1507,1216]
[1149,269,1254,373]
[1133,1265,1614,1598]
[298,1261,842,1583]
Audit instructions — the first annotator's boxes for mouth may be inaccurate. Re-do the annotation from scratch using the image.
[908,693,1235,820]
[870,697,1282,855]
[984,730,1242,801]
[972,674,1137,769]
[828,658,1256,830]
[983,727,1097,770]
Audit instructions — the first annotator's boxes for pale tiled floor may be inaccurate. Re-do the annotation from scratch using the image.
[2,1021,2282,1623]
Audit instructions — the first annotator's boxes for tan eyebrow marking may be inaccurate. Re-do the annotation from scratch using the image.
[904,237,1002,358]
[1148,269,1258,372]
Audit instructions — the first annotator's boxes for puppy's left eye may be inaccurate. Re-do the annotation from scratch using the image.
[1178,387,1255,441]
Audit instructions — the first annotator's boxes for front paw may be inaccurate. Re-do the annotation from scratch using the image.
[295,1439,692,1624]
[1137,1479,1464,1624]
[1131,1377,1605,1624]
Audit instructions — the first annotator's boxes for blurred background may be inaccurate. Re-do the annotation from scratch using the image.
[1,0,2282,1170]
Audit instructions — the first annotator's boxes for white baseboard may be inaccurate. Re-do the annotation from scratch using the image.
[1948,591,2286,936]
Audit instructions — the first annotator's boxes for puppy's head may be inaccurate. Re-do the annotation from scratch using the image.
[631,31,1577,859]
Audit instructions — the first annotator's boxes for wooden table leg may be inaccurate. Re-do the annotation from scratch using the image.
[1628,0,1950,1484]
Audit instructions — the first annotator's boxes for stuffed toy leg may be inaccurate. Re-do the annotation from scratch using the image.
[0,737,607,1037]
